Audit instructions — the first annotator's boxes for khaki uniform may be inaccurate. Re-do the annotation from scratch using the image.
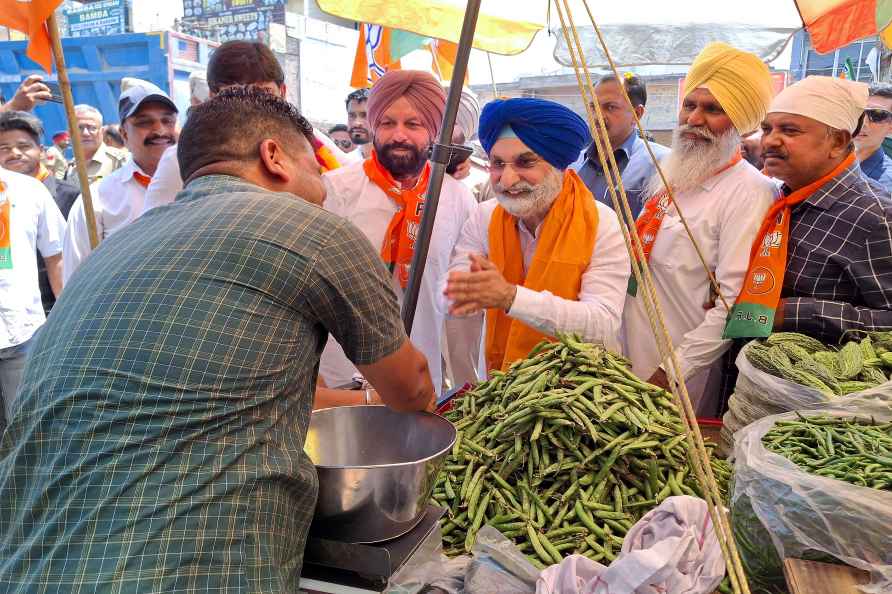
[44,145,69,180]
[64,143,128,186]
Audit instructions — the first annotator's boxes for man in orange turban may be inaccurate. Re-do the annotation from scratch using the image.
[321,70,478,396]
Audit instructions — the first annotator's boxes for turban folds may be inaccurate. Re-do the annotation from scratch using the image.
[446,86,480,140]
[683,42,773,135]
[479,97,591,170]
[768,75,868,133]
[367,70,446,140]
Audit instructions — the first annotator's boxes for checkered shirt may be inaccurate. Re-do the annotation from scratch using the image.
[0,175,405,593]
[781,162,892,342]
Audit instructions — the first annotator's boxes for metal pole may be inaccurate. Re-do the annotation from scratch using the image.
[401,0,482,334]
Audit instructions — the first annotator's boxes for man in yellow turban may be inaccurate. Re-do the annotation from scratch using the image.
[621,42,777,416]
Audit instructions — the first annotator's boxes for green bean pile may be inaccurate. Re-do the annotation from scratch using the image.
[763,414,892,491]
[433,334,731,567]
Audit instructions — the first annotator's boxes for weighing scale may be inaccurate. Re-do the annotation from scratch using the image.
[298,506,446,594]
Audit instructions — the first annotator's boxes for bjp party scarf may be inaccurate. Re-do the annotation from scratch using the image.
[364,150,431,288]
[724,152,856,338]
[628,152,742,297]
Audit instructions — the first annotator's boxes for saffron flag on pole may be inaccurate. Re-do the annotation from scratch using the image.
[351,23,464,88]
[351,24,430,88]
[0,0,64,72]
[796,0,892,54]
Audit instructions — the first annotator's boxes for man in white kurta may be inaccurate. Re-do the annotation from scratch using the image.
[320,71,477,395]
[445,97,630,372]
[622,42,777,415]
[64,82,178,281]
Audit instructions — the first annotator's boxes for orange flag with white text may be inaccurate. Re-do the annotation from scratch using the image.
[0,0,63,72]
[351,24,403,88]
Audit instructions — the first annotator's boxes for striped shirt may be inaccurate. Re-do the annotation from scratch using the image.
[781,162,892,341]
[0,174,405,593]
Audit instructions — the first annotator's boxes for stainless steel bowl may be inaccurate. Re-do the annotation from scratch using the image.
[305,405,456,543]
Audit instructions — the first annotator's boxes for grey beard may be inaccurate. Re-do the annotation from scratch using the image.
[645,125,741,198]
[494,167,565,221]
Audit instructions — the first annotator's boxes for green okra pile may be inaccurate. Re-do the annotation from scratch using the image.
[762,414,892,491]
[745,332,892,397]
[433,333,731,567]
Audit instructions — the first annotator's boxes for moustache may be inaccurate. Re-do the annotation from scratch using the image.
[144,135,176,146]
[495,182,536,195]
[383,142,421,155]
[678,125,717,143]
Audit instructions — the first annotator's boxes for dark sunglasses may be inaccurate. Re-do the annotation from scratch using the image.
[333,139,353,149]
[865,108,892,123]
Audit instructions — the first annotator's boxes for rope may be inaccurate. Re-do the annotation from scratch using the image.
[552,1,751,592]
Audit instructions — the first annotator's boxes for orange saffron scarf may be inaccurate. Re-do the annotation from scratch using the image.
[0,181,9,269]
[628,152,742,296]
[35,164,50,182]
[363,150,431,288]
[724,153,856,338]
[485,170,598,371]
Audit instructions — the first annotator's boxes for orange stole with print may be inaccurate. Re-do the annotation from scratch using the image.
[724,153,856,338]
[0,181,10,269]
[485,170,597,371]
[363,150,431,288]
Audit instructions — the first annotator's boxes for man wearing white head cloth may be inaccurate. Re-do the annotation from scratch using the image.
[724,75,892,343]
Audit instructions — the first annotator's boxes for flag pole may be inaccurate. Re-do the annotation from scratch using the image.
[401,0,482,334]
[46,13,100,250]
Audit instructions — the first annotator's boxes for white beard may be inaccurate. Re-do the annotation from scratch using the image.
[645,125,741,197]
[494,166,565,222]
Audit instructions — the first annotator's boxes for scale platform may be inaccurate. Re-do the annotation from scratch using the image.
[298,505,446,594]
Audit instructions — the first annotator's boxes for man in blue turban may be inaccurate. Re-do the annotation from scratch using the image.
[445,97,630,371]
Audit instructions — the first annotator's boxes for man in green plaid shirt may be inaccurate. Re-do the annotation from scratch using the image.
[0,89,435,593]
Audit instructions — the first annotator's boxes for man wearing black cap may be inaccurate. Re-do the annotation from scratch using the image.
[63,80,178,281]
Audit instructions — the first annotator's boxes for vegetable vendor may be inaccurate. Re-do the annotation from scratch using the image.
[726,76,892,343]
[444,97,630,372]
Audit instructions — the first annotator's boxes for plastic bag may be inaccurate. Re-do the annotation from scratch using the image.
[731,394,892,594]
[387,525,538,594]
[465,526,539,594]
[722,343,892,451]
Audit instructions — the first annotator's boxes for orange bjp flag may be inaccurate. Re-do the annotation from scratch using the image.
[0,0,64,73]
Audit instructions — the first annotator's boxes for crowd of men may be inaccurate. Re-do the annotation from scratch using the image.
[0,37,890,592]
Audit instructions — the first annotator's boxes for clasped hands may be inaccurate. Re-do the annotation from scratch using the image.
[444,253,517,316]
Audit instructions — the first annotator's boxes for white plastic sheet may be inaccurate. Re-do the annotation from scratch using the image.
[732,395,892,594]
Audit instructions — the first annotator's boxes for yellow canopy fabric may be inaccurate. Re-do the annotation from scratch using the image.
[317,0,544,56]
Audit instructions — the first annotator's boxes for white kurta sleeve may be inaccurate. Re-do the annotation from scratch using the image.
[670,182,776,379]
[63,195,100,284]
[140,146,183,216]
[36,185,65,258]
[507,203,629,351]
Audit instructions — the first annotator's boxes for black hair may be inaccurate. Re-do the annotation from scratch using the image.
[0,110,43,145]
[598,73,648,108]
[329,124,349,135]
[178,87,314,182]
[207,40,284,94]
[103,124,125,147]
[345,88,370,109]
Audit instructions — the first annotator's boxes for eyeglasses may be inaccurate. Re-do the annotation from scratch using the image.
[865,108,892,124]
[333,139,353,150]
[488,156,542,174]
[78,124,100,134]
